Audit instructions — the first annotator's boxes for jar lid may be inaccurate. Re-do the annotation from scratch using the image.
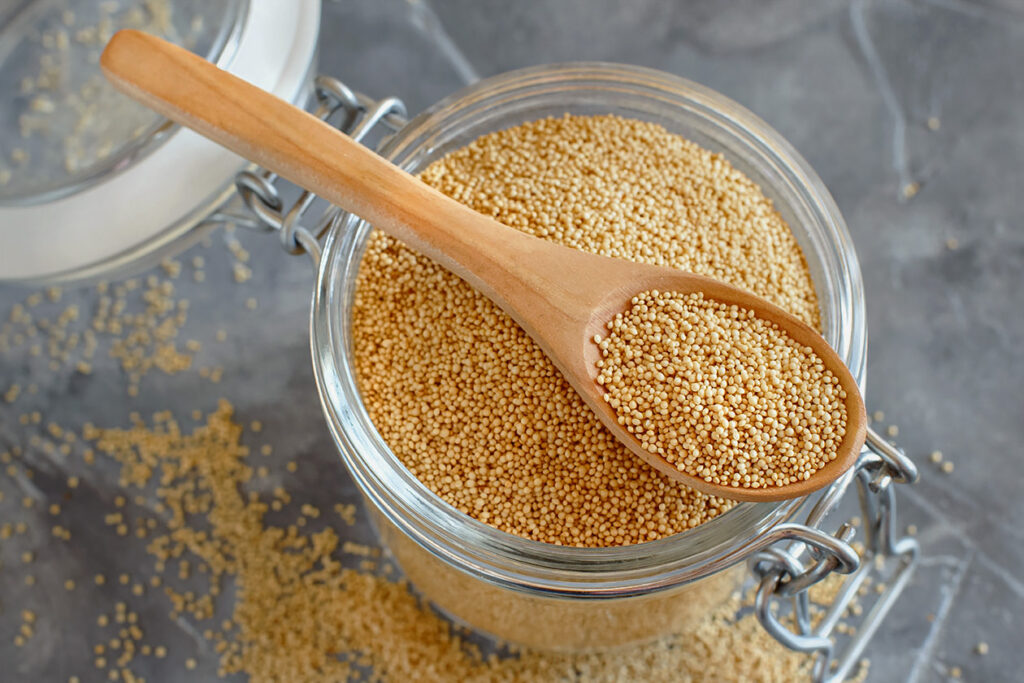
[0,0,321,284]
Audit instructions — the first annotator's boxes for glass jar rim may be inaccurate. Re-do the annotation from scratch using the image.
[312,62,867,597]
[0,0,321,285]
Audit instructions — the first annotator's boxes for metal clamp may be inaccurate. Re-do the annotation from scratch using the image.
[223,76,408,266]
[750,424,920,682]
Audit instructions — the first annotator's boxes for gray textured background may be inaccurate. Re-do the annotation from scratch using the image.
[1,0,1023,681]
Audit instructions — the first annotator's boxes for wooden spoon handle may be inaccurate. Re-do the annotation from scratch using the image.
[100,30,528,290]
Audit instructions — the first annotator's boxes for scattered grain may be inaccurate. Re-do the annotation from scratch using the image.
[232,263,252,283]
[334,503,357,527]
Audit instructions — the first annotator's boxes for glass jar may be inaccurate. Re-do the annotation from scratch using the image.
[310,63,908,661]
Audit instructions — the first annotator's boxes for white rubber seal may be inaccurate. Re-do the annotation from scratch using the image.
[0,0,321,283]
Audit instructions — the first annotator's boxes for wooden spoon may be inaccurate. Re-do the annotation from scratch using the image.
[100,30,866,502]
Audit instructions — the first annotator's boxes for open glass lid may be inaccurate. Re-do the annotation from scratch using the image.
[0,0,321,284]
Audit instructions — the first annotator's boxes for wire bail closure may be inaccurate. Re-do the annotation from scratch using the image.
[227,76,407,267]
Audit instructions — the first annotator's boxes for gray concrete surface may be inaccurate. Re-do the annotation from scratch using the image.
[1,0,1022,681]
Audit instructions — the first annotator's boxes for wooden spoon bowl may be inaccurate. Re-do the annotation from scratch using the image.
[101,30,866,502]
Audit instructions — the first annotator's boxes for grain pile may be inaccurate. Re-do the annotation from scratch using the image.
[353,114,820,545]
[596,290,847,489]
